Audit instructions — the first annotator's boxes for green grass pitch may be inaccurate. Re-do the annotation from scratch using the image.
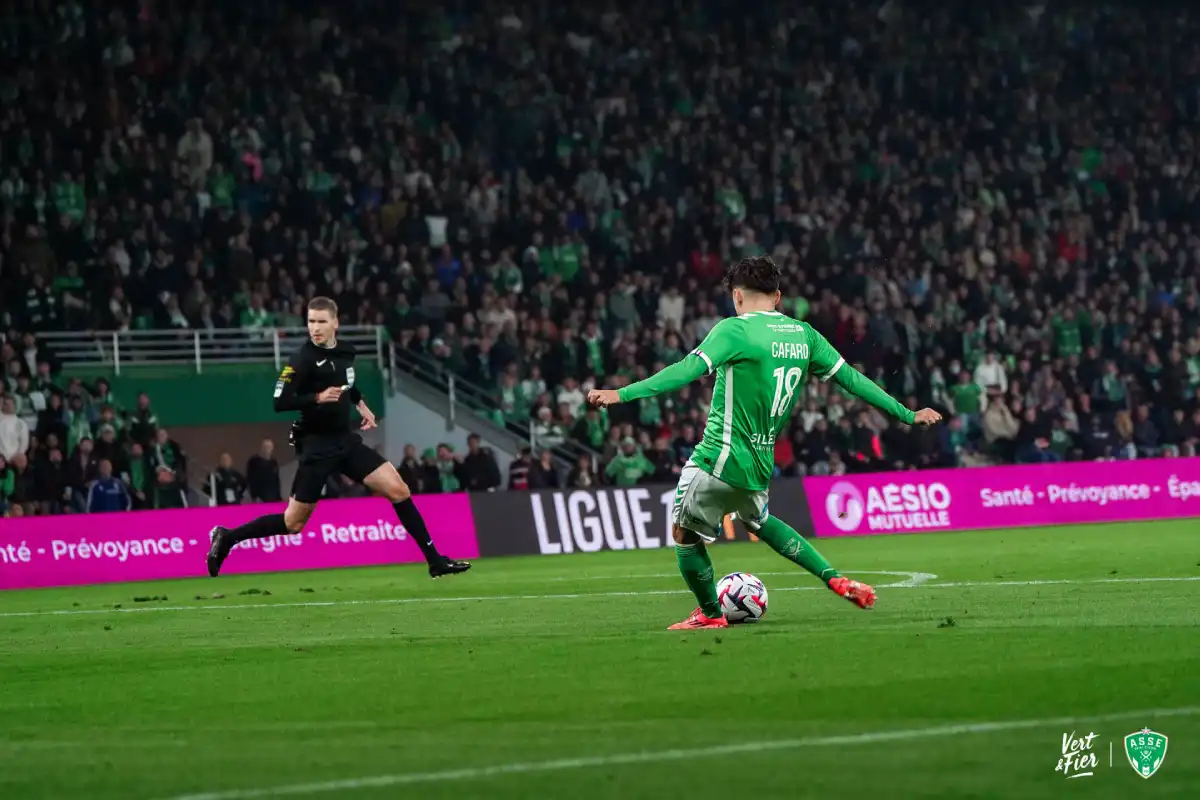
[1,521,1197,799]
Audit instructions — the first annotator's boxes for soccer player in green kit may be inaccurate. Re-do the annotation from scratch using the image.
[588,257,942,629]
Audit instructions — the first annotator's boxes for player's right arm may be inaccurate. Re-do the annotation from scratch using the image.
[273,353,315,412]
[807,326,919,425]
[272,353,340,411]
[614,318,743,403]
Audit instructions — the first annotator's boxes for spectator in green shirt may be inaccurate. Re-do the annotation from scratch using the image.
[716,179,746,223]
[961,320,985,369]
[208,163,237,210]
[1092,360,1128,412]
[573,407,610,450]
[65,394,93,453]
[52,170,86,221]
[638,395,662,428]
[550,235,584,283]
[605,437,655,487]
[1053,308,1083,357]
[239,293,274,330]
[949,370,984,431]
[305,161,336,195]
[435,444,463,493]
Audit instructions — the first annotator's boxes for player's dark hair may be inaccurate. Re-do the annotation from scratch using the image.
[723,256,781,295]
[307,296,338,318]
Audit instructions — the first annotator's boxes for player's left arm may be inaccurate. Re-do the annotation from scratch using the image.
[808,327,938,426]
[614,357,709,403]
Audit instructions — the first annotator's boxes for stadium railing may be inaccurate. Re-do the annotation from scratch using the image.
[37,327,388,375]
[388,342,602,471]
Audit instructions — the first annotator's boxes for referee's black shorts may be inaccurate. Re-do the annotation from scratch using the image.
[290,433,388,504]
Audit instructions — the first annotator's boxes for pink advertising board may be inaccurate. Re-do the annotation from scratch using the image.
[0,496,478,590]
[805,458,1200,537]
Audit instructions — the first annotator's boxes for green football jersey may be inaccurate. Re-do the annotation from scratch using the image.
[689,311,844,491]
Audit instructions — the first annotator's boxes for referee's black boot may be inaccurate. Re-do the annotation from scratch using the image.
[207,526,234,577]
[429,557,471,579]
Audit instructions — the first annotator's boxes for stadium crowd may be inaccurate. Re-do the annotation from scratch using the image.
[3,1,1200,514]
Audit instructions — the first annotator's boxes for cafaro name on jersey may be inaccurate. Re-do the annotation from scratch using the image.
[771,341,810,359]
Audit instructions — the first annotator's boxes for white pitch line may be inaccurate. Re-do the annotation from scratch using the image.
[536,570,938,587]
[163,706,1200,800]
[2,574,1197,621]
[0,586,829,619]
[0,571,933,619]
[534,569,936,585]
[930,576,1200,588]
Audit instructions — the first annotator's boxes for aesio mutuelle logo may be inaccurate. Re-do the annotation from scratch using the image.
[823,480,953,532]
[825,482,866,532]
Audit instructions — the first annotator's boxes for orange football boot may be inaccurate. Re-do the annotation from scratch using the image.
[668,607,730,630]
[829,577,877,609]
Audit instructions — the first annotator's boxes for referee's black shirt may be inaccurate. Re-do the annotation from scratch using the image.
[273,338,362,451]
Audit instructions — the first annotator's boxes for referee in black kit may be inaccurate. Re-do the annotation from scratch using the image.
[207,297,471,579]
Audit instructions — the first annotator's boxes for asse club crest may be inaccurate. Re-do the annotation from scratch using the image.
[1124,728,1168,779]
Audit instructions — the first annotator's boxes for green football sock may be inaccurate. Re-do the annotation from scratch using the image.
[756,516,841,584]
[675,542,721,617]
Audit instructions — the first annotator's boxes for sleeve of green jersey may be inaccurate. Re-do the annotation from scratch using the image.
[689,317,743,375]
[808,326,846,384]
[807,326,916,425]
[617,356,708,402]
[617,318,742,403]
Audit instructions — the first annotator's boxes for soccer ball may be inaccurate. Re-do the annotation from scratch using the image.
[716,572,768,623]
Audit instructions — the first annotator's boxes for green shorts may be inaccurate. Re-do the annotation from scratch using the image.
[671,460,770,542]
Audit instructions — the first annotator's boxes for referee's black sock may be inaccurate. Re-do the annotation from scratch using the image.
[228,513,289,544]
[392,499,442,563]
